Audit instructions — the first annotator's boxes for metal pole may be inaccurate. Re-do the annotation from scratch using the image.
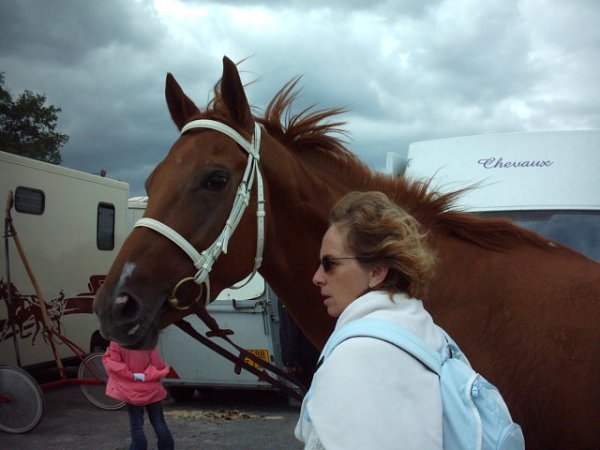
[4,191,22,367]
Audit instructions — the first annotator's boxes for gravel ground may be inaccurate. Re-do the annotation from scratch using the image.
[1,378,304,450]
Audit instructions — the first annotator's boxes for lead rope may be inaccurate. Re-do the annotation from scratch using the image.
[175,318,306,402]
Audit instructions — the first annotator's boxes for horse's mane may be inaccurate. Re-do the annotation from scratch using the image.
[208,77,551,252]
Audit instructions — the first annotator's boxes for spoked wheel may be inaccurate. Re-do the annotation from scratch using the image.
[0,364,44,433]
[78,353,124,410]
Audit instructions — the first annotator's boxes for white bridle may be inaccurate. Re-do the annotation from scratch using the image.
[134,119,265,309]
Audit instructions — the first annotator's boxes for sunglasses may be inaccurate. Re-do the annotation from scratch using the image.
[318,256,361,273]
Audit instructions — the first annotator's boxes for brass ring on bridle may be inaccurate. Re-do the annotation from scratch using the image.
[168,277,204,311]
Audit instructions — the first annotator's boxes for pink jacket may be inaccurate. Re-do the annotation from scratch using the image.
[103,341,169,406]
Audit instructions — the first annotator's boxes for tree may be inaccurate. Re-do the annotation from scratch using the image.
[0,72,69,164]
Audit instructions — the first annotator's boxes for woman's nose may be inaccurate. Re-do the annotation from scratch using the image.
[313,266,325,286]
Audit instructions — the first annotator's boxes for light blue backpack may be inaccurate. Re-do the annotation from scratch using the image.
[322,318,525,450]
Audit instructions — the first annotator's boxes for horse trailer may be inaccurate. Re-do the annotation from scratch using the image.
[127,197,315,399]
[401,130,599,262]
[0,151,129,369]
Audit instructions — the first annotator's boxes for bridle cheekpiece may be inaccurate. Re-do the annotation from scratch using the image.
[134,119,265,309]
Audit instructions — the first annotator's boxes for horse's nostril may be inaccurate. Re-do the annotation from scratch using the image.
[114,293,140,321]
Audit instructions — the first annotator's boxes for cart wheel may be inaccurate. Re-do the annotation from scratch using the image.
[0,364,44,433]
[78,353,124,411]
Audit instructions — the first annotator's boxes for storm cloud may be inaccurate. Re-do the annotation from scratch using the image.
[1,0,598,196]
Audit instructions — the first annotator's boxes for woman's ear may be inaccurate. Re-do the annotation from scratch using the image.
[370,264,389,287]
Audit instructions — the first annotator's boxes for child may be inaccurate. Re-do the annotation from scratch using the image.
[103,341,174,450]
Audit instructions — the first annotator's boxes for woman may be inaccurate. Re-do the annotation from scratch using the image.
[103,341,174,450]
[295,191,445,450]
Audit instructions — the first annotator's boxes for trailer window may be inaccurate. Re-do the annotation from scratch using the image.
[97,203,115,250]
[14,186,45,215]
[479,210,599,262]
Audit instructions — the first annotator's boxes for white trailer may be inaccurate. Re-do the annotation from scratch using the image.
[1,151,129,369]
[403,130,599,261]
[127,197,310,399]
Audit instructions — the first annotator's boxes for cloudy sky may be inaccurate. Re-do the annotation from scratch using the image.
[1,0,598,196]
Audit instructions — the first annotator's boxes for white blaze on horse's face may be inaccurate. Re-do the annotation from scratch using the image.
[116,262,135,294]
[113,262,135,307]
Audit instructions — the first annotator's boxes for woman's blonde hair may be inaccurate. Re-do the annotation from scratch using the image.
[330,191,435,298]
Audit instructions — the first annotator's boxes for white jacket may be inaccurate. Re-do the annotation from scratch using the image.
[295,290,446,450]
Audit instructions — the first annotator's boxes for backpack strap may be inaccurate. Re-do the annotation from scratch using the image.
[322,318,447,374]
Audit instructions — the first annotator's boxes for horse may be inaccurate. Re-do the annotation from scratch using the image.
[93,56,600,450]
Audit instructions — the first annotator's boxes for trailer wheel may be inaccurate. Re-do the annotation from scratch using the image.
[168,387,195,402]
[0,365,44,433]
[78,353,125,410]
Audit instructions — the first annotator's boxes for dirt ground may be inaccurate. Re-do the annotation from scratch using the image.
[1,375,304,450]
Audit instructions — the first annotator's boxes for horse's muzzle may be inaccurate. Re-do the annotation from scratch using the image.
[93,289,160,349]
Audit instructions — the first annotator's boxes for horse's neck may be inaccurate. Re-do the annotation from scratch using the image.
[257,145,382,347]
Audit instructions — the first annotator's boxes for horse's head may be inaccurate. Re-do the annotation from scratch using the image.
[93,57,267,349]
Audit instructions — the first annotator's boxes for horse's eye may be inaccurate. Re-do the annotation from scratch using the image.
[204,172,229,191]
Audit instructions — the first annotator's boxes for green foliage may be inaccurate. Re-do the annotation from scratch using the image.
[0,72,69,164]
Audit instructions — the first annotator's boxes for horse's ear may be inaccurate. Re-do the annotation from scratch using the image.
[221,56,253,133]
[165,73,200,131]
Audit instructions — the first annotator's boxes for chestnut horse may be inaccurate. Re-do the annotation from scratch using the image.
[94,57,600,450]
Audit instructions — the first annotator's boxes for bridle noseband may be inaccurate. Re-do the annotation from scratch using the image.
[134,119,265,309]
